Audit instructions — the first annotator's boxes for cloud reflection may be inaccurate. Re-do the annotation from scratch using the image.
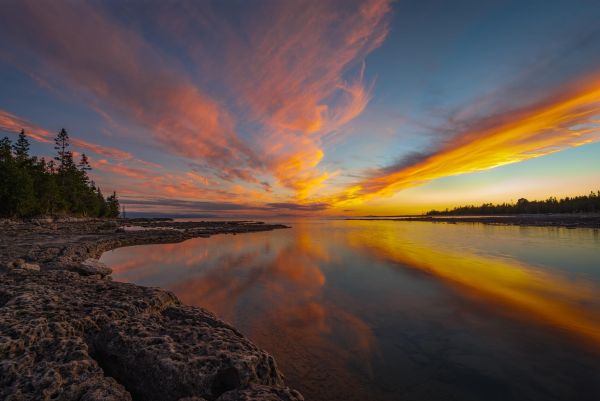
[347,222,600,349]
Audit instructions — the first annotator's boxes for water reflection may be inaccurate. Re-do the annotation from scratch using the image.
[348,224,600,349]
[101,220,600,401]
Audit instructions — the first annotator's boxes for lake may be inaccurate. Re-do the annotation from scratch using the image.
[100,220,600,401]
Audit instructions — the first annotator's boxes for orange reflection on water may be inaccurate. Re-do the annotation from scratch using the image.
[347,222,600,349]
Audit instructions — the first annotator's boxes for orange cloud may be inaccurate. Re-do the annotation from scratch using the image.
[0,109,135,160]
[2,1,392,202]
[1,1,258,182]
[162,0,390,198]
[235,0,390,198]
[328,75,600,207]
[185,171,209,186]
[94,159,153,180]
[0,110,53,144]
[232,1,389,134]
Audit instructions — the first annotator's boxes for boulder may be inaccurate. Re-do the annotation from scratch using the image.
[91,305,284,401]
[77,258,112,277]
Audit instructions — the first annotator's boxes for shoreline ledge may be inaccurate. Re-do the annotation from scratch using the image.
[0,218,303,401]
[347,214,600,229]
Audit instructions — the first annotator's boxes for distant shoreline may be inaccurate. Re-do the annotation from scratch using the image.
[347,214,600,229]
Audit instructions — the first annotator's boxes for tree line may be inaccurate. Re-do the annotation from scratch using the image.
[0,129,119,218]
[426,192,600,216]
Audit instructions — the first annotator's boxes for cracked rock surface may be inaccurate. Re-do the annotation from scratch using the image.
[0,219,301,401]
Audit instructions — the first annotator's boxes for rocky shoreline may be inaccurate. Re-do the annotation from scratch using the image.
[349,214,600,229]
[0,218,303,401]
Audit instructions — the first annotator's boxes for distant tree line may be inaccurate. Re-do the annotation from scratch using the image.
[0,129,119,218]
[426,192,600,216]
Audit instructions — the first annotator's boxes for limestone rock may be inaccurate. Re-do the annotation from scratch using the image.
[77,258,112,276]
[0,269,298,401]
[91,305,284,401]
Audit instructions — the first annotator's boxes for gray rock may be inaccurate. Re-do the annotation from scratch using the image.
[92,305,283,401]
[77,258,112,276]
[0,269,298,401]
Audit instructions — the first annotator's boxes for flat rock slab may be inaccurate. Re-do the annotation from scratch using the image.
[0,269,301,401]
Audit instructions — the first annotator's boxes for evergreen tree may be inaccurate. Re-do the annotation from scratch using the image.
[427,192,600,216]
[106,191,120,218]
[0,136,36,216]
[96,187,108,217]
[78,153,92,174]
[0,127,118,218]
[0,137,15,216]
[13,129,30,162]
[54,128,74,174]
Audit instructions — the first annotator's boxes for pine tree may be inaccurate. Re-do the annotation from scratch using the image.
[13,129,30,162]
[0,136,36,216]
[106,191,120,218]
[0,137,15,216]
[96,187,108,217]
[0,127,120,218]
[78,153,91,173]
[54,128,74,173]
[0,137,11,162]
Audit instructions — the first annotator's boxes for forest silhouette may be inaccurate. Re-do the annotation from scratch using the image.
[427,193,600,216]
[0,129,119,218]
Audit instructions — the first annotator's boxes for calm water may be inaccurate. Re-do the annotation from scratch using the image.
[100,220,600,401]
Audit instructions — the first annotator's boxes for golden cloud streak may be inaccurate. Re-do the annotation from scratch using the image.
[329,76,600,207]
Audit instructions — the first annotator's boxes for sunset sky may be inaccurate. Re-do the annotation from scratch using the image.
[1,0,599,216]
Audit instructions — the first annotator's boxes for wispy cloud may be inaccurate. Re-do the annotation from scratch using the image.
[0,109,135,161]
[154,0,391,198]
[0,0,258,181]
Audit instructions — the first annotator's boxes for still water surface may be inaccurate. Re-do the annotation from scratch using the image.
[100,220,600,401]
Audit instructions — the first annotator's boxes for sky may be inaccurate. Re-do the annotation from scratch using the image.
[1,0,599,216]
